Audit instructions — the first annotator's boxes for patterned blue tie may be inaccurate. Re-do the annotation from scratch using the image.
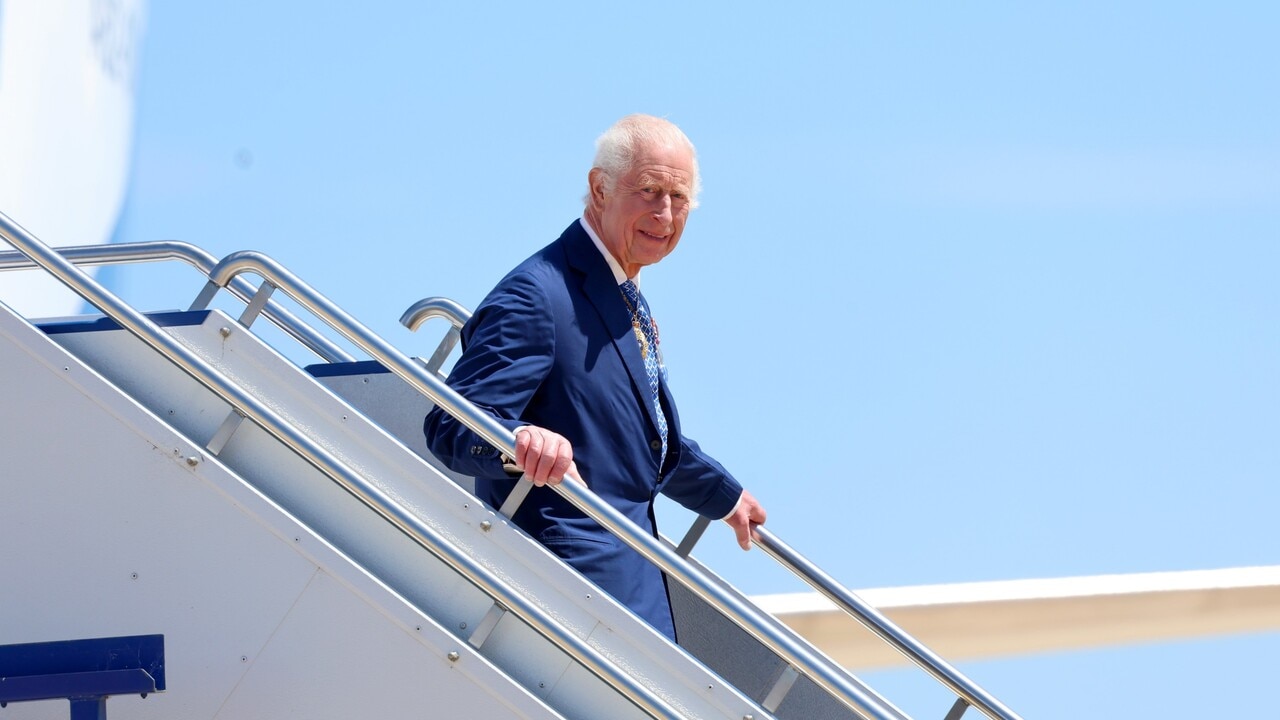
[620,279,668,460]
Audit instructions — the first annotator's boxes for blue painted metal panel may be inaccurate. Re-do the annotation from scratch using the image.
[305,359,390,378]
[0,634,166,704]
[39,310,211,335]
[0,668,156,703]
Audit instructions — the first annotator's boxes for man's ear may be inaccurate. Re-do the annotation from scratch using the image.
[587,168,608,210]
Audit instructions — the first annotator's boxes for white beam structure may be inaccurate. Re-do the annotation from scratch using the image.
[754,566,1280,670]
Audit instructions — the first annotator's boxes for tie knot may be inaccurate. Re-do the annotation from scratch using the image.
[620,279,641,303]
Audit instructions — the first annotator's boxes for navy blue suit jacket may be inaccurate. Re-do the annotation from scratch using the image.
[423,220,742,639]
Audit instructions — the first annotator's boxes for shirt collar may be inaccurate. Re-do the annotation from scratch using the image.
[580,216,633,287]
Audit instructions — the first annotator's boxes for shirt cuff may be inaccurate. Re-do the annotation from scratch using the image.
[719,492,744,521]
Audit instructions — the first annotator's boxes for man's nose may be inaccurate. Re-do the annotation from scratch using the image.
[651,195,673,224]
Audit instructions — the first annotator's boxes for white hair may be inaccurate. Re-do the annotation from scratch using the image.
[585,114,701,209]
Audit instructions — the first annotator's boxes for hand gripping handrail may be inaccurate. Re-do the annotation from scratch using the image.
[0,213,697,720]
[402,298,1024,720]
[204,251,907,720]
[0,241,353,363]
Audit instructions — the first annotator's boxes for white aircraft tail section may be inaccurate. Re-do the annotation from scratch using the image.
[0,0,145,317]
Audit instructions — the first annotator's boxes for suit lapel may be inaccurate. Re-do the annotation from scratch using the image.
[562,222,666,439]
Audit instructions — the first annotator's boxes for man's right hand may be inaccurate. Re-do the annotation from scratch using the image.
[725,489,767,551]
[513,425,579,486]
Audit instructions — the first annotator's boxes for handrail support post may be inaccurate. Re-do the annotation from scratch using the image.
[945,698,971,720]
[761,665,800,713]
[676,515,712,558]
[425,326,461,376]
[238,280,276,327]
[498,478,533,519]
[189,280,220,311]
[468,602,508,649]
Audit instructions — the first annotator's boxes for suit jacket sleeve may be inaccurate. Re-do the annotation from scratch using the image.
[423,271,551,479]
[660,433,744,520]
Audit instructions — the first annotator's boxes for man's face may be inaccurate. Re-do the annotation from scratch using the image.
[587,142,695,278]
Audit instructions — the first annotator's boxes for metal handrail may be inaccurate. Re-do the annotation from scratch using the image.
[754,528,1022,720]
[399,297,470,375]
[0,214,697,720]
[0,242,353,363]
[402,298,1024,720]
[205,252,906,720]
[400,296,472,332]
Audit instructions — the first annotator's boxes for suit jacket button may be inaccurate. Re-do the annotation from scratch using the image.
[650,440,662,450]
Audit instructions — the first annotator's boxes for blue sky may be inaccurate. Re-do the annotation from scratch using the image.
[110,3,1278,717]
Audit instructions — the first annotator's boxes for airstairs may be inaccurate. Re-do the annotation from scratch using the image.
[0,211,1022,720]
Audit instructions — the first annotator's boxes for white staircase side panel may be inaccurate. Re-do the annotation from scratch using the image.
[23,306,769,720]
[0,302,562,720]
[308,362,475,494]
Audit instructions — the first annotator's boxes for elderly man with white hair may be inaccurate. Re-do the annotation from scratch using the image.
[425,114,766,640]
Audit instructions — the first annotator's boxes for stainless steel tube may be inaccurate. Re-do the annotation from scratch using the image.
[0,241,353,362]
[399,296,472,332]
[753,527,1023,720]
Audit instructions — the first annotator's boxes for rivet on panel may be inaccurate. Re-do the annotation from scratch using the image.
[219,327,232,338]
[447,651,460,662]
[479,520,492,532]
